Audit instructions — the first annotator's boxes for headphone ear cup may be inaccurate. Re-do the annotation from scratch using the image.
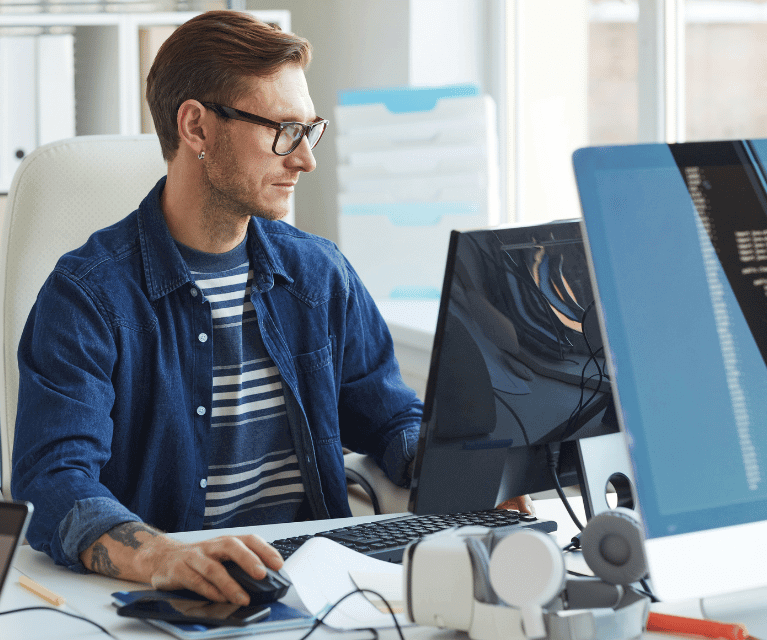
[488,529,565,639]
[580,507,648,585]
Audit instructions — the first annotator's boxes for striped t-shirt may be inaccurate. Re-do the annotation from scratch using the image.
[176,237,305,528]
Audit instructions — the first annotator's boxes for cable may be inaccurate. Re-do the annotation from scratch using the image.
[493,390,530,445]
[562,533,582,553]
[546,444,585,532]
[639,578,660,603]
[0,606,118,639]
[297,588,406,640]
[561,301,610,441]
[566,569,590,578]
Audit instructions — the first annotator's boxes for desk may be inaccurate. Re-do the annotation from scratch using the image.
[4,513,432,640]
[0,499,727,640]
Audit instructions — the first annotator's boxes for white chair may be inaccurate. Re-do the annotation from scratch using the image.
[344,451,410,516]
[0,133,409,515]
[0,135,167,500]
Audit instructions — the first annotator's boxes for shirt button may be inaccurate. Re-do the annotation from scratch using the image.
[196,406,206,416]
[190,288,198,297]
[200,479,207,489]
[198,333,208,343]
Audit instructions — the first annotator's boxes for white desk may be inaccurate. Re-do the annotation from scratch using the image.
[4,513,443,640]
[0,499,741,640]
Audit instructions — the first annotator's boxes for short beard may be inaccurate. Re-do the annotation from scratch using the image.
[200,129,285,244]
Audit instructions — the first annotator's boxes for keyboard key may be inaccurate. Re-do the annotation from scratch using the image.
[269,508,556,563]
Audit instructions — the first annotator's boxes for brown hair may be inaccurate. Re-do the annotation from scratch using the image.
[147,10,312,161]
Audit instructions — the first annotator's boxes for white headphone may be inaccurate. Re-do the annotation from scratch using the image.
[485,508,648,638]
[579,507,648,585]
[489,530,566,638]
[405,508,650,640]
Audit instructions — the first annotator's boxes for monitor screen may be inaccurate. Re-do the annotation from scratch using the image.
[574,139,767,603]
[408,220,620,516]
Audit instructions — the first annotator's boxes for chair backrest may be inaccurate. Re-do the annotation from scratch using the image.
[0,135,166,499]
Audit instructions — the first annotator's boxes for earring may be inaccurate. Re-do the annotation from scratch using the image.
[198,151,205,160]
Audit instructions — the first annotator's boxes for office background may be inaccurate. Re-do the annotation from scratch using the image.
[1,0,767,248]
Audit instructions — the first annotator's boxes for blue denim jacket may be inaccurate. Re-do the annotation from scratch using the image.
[12,178,422,571]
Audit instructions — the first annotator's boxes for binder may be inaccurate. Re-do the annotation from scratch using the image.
[0,36,37,191]
[335,85,500,300]
[37,33,76,147]
[0,33,75,192]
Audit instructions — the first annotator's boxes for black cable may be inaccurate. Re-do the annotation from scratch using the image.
[562,301,609,440]
[0,606,118,639]
[493,390,530,445]
[639,578,660,603]
[297,588,406,640]
[546,444,585,532]
[562,533,582,553]
[566,569,590,578]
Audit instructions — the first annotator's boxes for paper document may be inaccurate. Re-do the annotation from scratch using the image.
[282,537,410,630]
[348,570,405,614]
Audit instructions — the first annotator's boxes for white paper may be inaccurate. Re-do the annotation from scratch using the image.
[282,537,410,630]
[348,570,405,614]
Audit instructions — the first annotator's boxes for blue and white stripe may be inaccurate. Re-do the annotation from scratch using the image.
[177,239,305,528]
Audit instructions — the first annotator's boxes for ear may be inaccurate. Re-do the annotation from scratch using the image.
[177,99,213,158]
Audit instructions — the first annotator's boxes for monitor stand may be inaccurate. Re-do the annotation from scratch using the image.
[576,432,637,520]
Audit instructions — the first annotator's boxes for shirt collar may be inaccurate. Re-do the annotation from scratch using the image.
[137,177,294,301]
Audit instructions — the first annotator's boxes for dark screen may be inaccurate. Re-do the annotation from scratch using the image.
[408,220,619,515]
[0,502,30,597]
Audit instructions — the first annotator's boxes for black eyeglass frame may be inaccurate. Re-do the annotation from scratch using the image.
[201,102,328,156]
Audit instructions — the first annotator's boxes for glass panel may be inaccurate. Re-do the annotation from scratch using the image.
[588,0,639,146]
[686,0,767,141]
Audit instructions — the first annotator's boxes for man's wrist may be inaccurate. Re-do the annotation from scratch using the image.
[81,521,168,582]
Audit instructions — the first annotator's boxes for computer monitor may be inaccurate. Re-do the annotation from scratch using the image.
[574,139,767,608]
[408,220,633,518]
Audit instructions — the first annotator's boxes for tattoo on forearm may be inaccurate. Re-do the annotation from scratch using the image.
[107,522,160,550]
[90,542,121,577]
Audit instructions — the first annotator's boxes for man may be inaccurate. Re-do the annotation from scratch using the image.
[12,11,421,607]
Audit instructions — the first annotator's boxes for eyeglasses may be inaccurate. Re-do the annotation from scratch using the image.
[201,102,328,156]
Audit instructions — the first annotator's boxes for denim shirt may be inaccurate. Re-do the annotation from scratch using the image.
[12,177,422,571]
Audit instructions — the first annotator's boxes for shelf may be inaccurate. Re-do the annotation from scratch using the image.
[0,10,291,192]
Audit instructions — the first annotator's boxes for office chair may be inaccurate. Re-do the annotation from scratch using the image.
[0,134,409,515]
[0,135,167,500]
[344,451,410,516]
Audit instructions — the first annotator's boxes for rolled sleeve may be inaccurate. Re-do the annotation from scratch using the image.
[55,497,143,573]
[380,424,419,487]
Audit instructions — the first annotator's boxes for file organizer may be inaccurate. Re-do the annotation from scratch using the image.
[335,85,500,300]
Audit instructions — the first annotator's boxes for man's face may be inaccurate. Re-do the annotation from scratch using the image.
[201,65,318,221]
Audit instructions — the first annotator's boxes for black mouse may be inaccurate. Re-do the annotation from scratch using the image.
[221,560,292,604]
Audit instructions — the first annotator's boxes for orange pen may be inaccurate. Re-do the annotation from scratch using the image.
[646,612,753,640]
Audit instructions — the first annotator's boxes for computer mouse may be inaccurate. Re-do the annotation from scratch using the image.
[221,560,292,604]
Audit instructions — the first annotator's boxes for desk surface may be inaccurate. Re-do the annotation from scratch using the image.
[0,499,722,640]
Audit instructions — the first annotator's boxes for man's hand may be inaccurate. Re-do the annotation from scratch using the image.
[496,495,535,515]
[80,522,283,605]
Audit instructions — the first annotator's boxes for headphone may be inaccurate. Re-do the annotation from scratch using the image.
[405,507,650,640]
[579,507,648,585]
[485,508,647,608]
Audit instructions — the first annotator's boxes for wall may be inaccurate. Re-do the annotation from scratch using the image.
[264,0,412,242]
[276,0,587,233]
[265,0,491,242]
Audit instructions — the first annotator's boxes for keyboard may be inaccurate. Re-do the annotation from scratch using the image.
[270,509,557,563]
